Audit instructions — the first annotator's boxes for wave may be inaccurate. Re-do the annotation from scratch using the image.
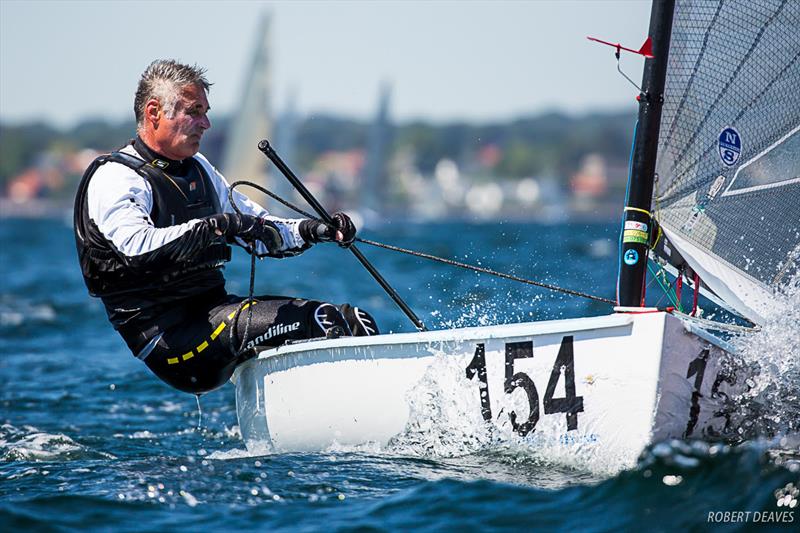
[5,441,793,531]
[351,440,799,531]
[0,296,56,328]
[0,423,114,462]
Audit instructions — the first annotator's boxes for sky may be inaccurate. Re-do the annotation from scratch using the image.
[0,0,653,128]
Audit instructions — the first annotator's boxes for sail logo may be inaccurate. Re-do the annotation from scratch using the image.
[718,127,742,166]
[623,249,639,265]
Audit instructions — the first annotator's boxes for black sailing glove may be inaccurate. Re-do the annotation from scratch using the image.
[206,213,283,254]
[299,212,356,247]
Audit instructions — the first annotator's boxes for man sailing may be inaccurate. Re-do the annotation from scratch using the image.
[74,59,379,394]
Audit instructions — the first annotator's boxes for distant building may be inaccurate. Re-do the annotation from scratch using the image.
[569,153,628,220]
[571,154,608,199]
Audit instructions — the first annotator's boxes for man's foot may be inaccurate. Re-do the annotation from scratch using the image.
[313,303,352,337]
[325,326,347,339]
[339,304,380,336]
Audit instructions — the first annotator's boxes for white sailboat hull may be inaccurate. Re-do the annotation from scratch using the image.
[232,311,739,471]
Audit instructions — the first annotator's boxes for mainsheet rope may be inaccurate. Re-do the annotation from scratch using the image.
[229,180,616,306]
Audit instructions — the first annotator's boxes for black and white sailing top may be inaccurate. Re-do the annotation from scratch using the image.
[86,144,306,260]
[74,141,310,351]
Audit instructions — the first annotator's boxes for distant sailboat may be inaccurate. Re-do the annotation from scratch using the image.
[222,11,273,204]
[361,82,393,218]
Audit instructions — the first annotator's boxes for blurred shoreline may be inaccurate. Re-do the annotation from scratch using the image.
[1,109,636,224]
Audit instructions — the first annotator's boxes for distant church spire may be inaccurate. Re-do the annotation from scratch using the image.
[362,81,393,213]
[222,11,272,198]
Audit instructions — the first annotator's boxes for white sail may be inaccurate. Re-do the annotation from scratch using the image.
[221,12,273,196]
[653,0,800,324]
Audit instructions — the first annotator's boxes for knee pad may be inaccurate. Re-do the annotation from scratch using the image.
[339,304,380,336]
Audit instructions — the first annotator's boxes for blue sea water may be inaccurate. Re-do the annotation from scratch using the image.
[1,217,798,531]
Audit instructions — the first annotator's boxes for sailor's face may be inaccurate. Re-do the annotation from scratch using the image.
[156,83,211,160]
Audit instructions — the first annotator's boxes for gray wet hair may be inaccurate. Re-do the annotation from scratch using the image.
[134,59,212,130]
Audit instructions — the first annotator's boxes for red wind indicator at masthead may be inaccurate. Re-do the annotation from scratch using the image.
[587,35,654,58]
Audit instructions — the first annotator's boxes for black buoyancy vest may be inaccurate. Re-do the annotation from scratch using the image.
[74,150,231,328]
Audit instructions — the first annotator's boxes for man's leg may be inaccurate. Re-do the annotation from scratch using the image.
[143,297,378,394]
[218,296,352,350]
[143,296,351,394]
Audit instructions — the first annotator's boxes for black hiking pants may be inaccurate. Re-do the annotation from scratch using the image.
[135,293,378,394]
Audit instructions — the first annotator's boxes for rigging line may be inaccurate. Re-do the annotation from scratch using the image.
[357,237,616,305]
[615,49,643,93]
[648,261,683,311]
[654,292,668,308]
[227,248,257,358]
[230,180,616,306]
[225,184,261,357]
[644,237,666,307]
[648,265,677,309]
[647,261,683,311]
[772,243,800,285]
[671,309,760,335]
[623,206,652,217]
[653,291,668,308]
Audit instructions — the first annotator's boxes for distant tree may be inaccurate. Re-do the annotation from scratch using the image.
[0,122,59,187]
[71,118,135,151]
[0,110,637,197]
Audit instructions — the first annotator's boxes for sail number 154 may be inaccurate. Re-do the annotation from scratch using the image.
[465,336,584,436]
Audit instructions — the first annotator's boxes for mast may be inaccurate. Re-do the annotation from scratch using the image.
[617,0,676,307]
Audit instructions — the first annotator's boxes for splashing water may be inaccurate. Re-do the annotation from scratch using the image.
[3,218,797,530]
[430,291,546,331]
[730,272,800,442]
[388,351,492,457]
[386,350,623,476]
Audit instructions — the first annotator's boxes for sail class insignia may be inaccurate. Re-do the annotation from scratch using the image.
[718,127,742,167]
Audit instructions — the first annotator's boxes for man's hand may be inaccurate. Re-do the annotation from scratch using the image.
[207,213,283,254]
[299,212,356,247]
[238,216,283,253]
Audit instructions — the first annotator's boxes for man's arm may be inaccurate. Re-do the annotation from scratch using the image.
[195,153,310,256]
[86,164,228,272]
